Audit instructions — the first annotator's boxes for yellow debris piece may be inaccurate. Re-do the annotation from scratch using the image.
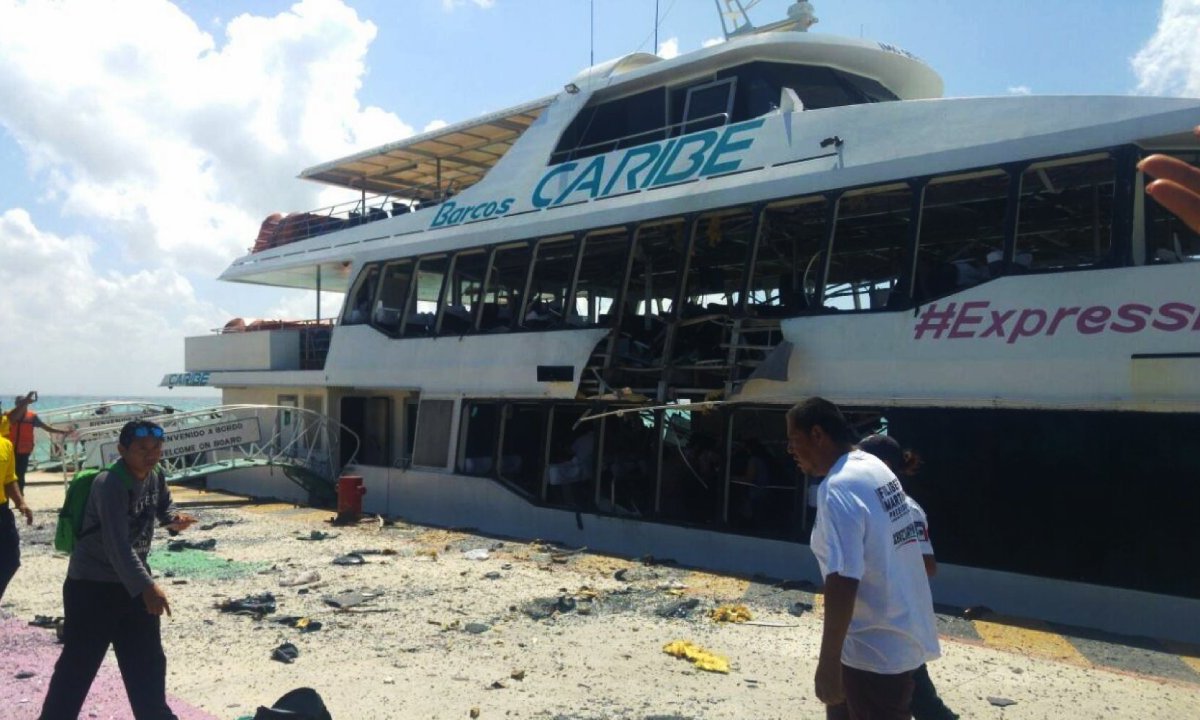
[662,640,731,674]
[709,604,753,623]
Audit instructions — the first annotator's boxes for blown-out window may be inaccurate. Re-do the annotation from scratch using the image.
[915,169,1010,302]
[1017,154,1115,271]
[403,255,449,337]
[372,260,413,336]
[572,229,629,327]
[825,184,914,311]
[751,196,829,315]
[342,264,380,326]
[442,250,488,334]
[522,237,578,329]
[480,243,531,332]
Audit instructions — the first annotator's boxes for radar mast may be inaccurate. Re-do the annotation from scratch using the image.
[714,0,818,40]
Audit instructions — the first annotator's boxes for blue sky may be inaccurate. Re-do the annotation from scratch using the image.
[0,0,1196,396]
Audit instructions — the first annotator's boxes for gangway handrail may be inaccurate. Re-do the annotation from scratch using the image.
[62,405,360,502]
[32,400,181,471]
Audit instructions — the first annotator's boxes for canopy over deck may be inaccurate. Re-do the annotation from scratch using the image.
[299,95,555,199]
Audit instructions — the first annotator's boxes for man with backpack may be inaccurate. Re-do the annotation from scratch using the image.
[39,419,196,720]
[0,414,34,603]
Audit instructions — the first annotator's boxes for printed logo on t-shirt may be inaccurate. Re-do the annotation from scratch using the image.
[892,522,921,548]
[874,478,911,522]
[913,519,928,542]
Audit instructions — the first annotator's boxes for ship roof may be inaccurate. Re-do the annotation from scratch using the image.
[299,94,555,198]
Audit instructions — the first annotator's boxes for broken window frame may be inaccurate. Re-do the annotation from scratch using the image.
[1014,152,1119,273]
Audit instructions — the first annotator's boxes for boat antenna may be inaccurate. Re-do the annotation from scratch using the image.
[590,0,594,68]
[654,0,659,51]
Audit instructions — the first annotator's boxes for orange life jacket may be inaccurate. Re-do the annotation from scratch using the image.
[9,410,37,455]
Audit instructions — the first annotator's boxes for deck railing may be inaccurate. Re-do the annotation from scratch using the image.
[250,179,460,253]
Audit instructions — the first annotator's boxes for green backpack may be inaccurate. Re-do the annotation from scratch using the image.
[54,463,132,553]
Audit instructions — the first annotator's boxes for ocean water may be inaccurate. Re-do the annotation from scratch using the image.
[5,394,216,415]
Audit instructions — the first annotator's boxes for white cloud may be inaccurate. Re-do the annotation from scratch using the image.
[423,119,450,133]
[0,0,413,276]
[0,208,222,395]
[1132,0,1200,97]
[0,0,419,395]
[1007,85,1032,96]
[701,37,725,49]
[657,37,679,60]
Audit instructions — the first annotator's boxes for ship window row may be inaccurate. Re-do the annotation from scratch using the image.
[341,147,1195,334]
[457,401,832,538]
[551,61,900,164]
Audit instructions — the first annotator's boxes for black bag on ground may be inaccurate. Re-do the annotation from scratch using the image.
[253,687,332,720]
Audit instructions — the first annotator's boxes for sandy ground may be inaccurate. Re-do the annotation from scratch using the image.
[3,471,1199,720]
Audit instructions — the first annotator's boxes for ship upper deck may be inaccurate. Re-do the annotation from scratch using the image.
[298,94,554,200]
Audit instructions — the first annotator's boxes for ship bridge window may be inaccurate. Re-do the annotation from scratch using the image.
[403,255,449,337]
[719,62,899,119]
[372,260,413,336]
[1145,150,1200,264]
[522,236,579,329]
[551,87,667,164]
[751,196,830,315]
[1016,154,1116,272]
[480,243,532,332]
[550,63,896,164]
[342,263,380,326]
[681,77,737,135]
[915,169,1010,302]
[825,183,914,311]
[572,228,630,327]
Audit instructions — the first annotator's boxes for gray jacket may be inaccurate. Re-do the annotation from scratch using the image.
[67,460,178,597]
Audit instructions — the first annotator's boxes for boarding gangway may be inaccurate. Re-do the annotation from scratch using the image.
[32,400,181,471]
[62,404,359,505]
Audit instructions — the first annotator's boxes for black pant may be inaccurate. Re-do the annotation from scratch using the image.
[15,453,30,493]
[0,505,19,603]
[39,579,178,720]
[826,665,915,720]
[910,664,958,720]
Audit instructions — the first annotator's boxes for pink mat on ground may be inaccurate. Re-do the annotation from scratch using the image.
[0,618,219,720]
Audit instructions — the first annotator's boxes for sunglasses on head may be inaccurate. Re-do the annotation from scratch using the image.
[132,426,165,439]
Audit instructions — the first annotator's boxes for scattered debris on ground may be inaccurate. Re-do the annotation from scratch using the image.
[662,640,731,674]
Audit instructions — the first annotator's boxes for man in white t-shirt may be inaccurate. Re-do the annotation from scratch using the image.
[786,398,939,720]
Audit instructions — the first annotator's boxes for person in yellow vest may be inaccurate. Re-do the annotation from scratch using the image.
[7,392,68,493]
[0,414,34,603]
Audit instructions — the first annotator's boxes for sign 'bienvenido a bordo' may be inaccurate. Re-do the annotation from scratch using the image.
[96,417,263,466]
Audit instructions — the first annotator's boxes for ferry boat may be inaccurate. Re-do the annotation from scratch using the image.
[173,2,1200,641]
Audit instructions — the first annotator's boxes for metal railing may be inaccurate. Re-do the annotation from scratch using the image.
[250,179,462,253]
[62,405,360,501]
[32,401,181,471]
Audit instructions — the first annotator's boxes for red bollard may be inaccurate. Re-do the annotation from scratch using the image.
[336,475,366,521]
